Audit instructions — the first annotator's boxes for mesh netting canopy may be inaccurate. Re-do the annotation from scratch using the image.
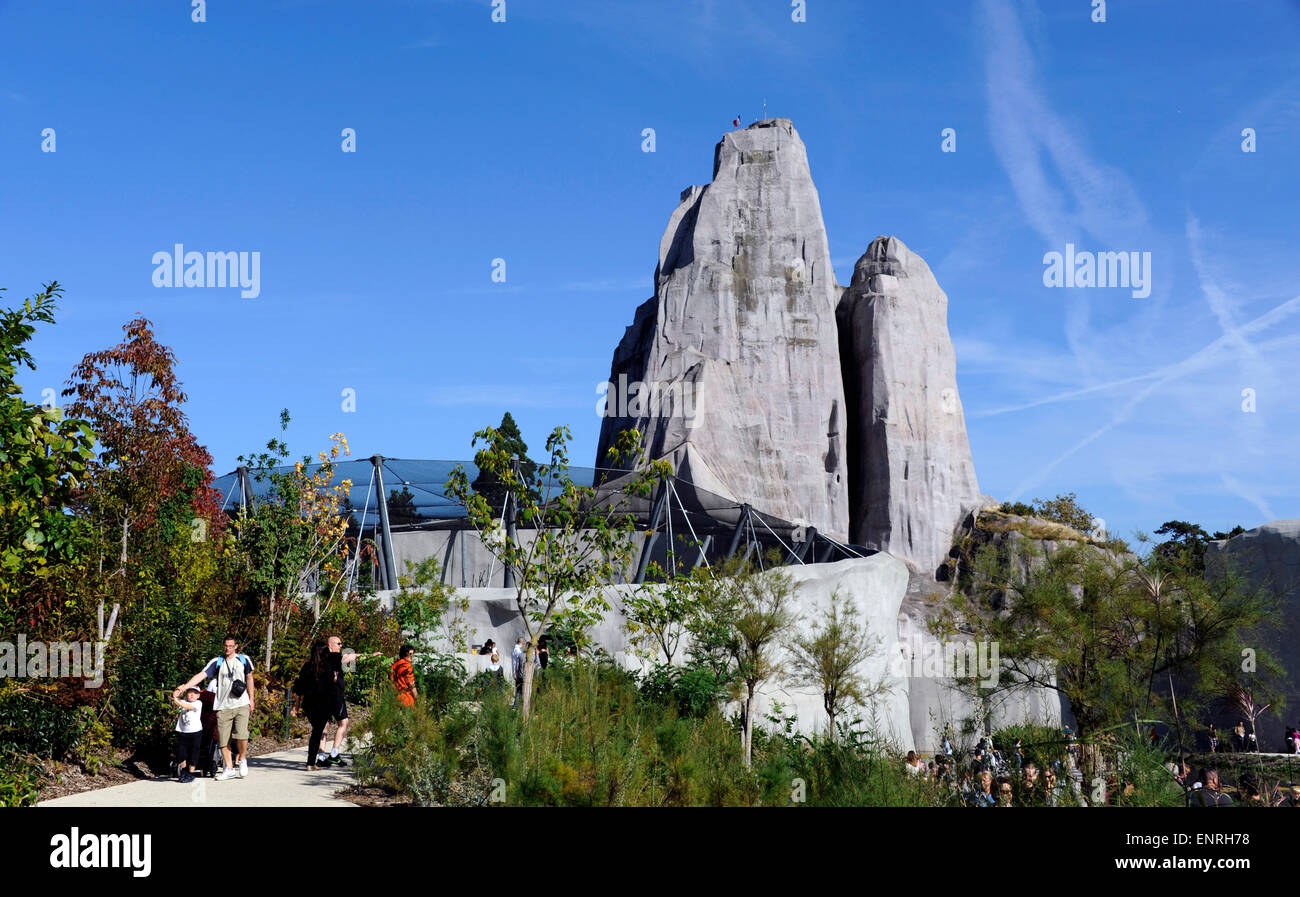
[212,456,873,584]
[214,459,619,528]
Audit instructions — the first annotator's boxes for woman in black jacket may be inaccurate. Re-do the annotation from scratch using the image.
[291,640,334,770]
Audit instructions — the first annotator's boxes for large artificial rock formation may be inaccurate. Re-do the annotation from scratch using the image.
[837,235,984,576]
[1205,520,1300,750]
[595,119,850,539]
[575,121,1067,748]
[596,121,984,570]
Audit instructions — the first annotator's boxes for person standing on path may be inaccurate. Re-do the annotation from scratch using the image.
[183,635,255,781]
[291,640,334,770]
[319,634,381,767]
[172,684,204,782]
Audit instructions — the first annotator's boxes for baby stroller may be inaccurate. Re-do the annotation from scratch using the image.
[197,689,220,778]
[198,693,255,777]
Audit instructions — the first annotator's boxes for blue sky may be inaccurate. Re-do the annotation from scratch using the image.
[3,0,1298,544]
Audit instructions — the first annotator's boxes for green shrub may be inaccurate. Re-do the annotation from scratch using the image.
[0,687,78,758]
[465,667,510,703]
[1111,733,1185,807]
[0,744,43,807]
[353,686,469,806]
[108,593,202,758]
[70,706,114,775]
[349,655,1007,806]
[993,723,1070,772]
[413,652,466,718]
[638,661,727,719]
[344,653,389,705]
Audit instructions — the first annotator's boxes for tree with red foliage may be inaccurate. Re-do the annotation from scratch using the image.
[62,317,223,581]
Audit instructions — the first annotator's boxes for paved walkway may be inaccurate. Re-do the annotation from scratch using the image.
[38,748,359,808]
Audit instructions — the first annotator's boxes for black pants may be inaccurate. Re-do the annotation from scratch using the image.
[176,731,203,771]
[307,706,330,766]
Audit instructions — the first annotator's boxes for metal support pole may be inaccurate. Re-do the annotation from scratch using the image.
[503,456,520,589]
[236,466,255,515]
[634,478,669,584]
[693,534,713,572]
[797,527,818,563]
[502,489,516,590]
[371,455,399,591]
[373,527,389,590]
[726,504,751,558]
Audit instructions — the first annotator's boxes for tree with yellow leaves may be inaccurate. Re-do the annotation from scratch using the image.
[232,410,355,676]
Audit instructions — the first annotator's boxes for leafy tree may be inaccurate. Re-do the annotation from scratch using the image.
[786,589,888,741]
[937,539,1280,751]
[62,315,222,581]
[445,424,668,718]
[999,492,1095,533]
[393,557,469,653]
[1150,520,1245,575]
[54,312,244,757]
[230,410,353,674]
[469,412,538,512]
[0,284,96,624]
[391,558,470,717]
[386,486,423,526]
[623,568,698,664]
[688,556,798,767]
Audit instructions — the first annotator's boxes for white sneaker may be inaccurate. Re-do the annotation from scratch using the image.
[216,768,237,781]
[238,758,248,778]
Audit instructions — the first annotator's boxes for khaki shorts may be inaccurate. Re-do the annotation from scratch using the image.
[217,705,250,743]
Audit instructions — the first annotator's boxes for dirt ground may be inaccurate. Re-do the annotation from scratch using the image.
[335,783,417,807]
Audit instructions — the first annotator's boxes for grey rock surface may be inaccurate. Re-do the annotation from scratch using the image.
[596,119,850,538]
[1205,520,1300,750]
[837,235,983,575]
[898,565,1064,750]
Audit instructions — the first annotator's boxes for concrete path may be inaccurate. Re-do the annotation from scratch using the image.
[38,748,359,808]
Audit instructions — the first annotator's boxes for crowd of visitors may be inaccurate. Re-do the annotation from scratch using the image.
[901,735,1087,807]
[903,727,1300,807]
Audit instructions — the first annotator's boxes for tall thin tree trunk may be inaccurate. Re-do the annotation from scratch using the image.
[265,588,276,673]
[743,688,754,767]
[522,654,535,719]
[118,515,129,572]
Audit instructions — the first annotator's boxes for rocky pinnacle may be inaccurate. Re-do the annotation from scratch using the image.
[596,119,850,538]
[837,235,982,575]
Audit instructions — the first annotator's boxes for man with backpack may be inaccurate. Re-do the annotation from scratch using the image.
[183,635,255,781]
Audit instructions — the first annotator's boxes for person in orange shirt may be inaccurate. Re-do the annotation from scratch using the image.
[391,644,417,707]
